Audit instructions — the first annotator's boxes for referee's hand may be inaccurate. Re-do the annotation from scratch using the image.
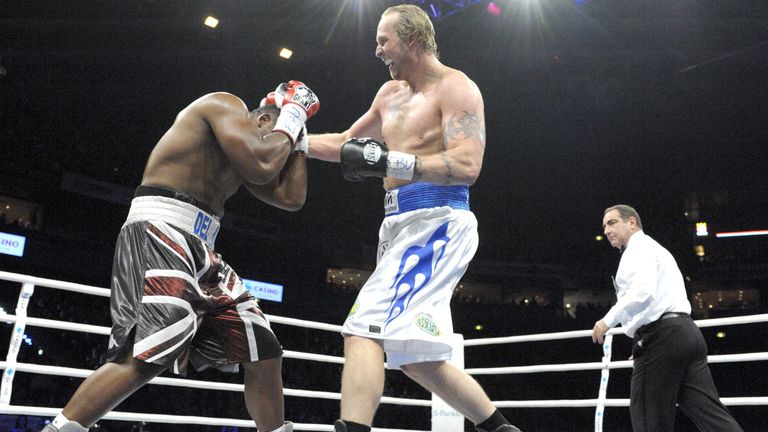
[592,320,609,344]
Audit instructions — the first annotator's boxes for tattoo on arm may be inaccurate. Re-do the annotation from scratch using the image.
[441,154,453,184]
[445,111,485,147]
[413,157,423,180]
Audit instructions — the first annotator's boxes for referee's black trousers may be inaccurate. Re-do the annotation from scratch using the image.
[630,315,743,432]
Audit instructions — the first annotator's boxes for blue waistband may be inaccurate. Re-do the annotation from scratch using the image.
[384,182,470,216]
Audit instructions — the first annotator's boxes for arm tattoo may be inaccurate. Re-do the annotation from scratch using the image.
[441,154,453,184]
[413,157,423,180]
[445,111,485,147]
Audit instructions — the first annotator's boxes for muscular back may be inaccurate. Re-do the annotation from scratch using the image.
[141,94,248,216]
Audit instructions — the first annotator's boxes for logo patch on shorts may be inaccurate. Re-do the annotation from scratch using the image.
[347,302,359,318]
[369,325,382,334]
[415,313,441,336]
[108,334,119,350]
[193,211,213,241]
[384,189,399,215]
[378,240,391,259]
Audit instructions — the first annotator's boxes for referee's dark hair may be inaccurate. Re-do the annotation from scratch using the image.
[604,204,643,230]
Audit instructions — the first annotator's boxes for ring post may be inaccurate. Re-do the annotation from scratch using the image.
[1,282,35,406]
[594,333,613,432]
[431,333,465,432]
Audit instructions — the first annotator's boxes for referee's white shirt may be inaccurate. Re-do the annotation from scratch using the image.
[601,231,692,338]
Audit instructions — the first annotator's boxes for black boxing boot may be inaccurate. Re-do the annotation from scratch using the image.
[333,420,347,432]
[478,425,523,432]
[334,419,371,432]
[475,409,523,432]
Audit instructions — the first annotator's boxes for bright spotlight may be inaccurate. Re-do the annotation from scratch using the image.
[204,16,219,29]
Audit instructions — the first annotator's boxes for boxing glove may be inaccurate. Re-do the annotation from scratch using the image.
[274,80,320,118]
[259,91,276,108]
[260,91,307,153]
[340,137,416,181]
[273,80,320,144]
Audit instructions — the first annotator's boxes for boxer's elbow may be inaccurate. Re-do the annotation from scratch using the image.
[277,190,306,212]
[230,135,291,184]
[242,163,278,185]
[284,200,305,212]
[455,159,482,185]
[244,153,286,185]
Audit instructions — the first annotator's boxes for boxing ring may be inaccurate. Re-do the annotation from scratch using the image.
[1,270,766,431]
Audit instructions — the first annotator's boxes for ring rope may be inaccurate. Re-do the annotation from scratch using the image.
[463,313,768,347]
[0,271,110,297]
[0,360,430,407]
[491,397,768,408]
[1,270,766,431]
[266,315,343,333]
[0,405,425,432]
[0,315,345,364]
[465,352,768,375]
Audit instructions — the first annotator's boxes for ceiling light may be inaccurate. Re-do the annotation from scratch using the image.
[204,16,219,28]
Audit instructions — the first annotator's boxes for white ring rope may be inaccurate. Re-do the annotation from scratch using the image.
[0,404,421,432]
[463,312,768,347]
[266,315,343,333]
[1,270,766,431]
[0,271,111,297]
[0,314,111,335]
[0,360,429,408]
[465,351,768,375]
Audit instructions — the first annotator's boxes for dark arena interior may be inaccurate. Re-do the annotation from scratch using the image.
[1,1,767,431]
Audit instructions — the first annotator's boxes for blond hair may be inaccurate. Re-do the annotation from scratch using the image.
[383,4,438,56]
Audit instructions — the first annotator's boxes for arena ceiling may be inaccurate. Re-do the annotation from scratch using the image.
[1,0,767,277]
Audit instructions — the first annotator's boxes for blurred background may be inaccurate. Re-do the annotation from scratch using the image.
[1,1,767,431]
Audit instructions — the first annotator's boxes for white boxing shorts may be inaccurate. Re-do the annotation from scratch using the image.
[342,182,478,369]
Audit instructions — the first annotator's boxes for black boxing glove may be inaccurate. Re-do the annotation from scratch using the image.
[340,137,416,182]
